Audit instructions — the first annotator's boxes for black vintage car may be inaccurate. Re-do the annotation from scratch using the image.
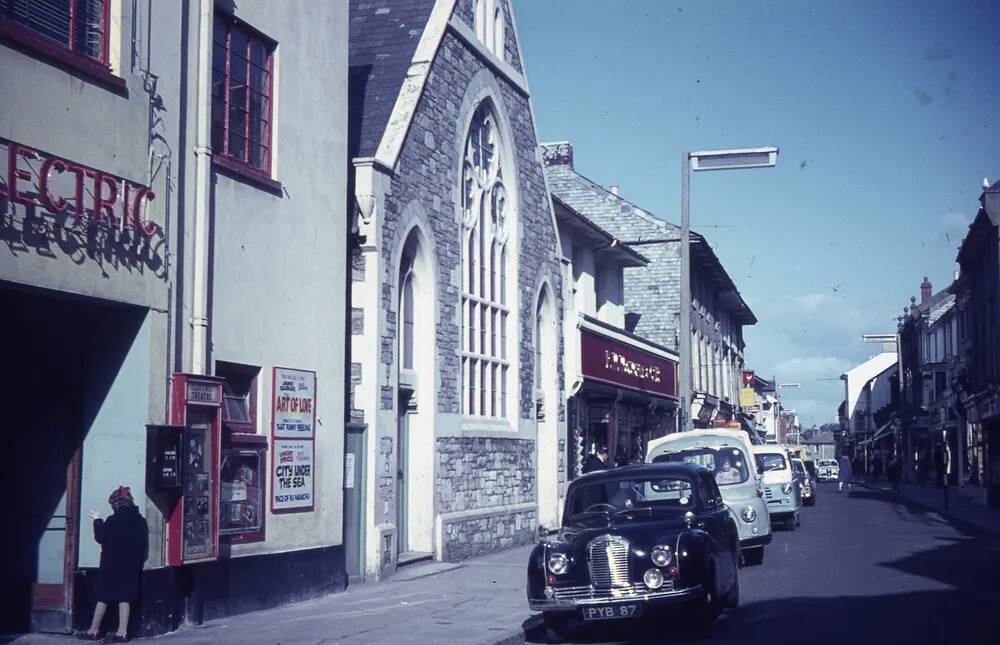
[527,463,740,637]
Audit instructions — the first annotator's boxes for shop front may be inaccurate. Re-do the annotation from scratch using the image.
[568,326,679,478]
[965,392,1000,506]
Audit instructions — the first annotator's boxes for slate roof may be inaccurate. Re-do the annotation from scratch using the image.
[544,159,756,325]
[349,0,436,159]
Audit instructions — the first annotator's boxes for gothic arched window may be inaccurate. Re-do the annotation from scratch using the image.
[461,102,511,418]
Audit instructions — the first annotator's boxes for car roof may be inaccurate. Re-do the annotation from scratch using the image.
[752,445,789,455]
[647,429,754,454]
[568,462,706,487]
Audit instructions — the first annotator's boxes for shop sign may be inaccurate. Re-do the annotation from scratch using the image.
[580,330,678,398]
[741,370,755,387]
[0,138,159,235]
[271,439,314,512]
[272,367,317,439]
[186,380,220,405]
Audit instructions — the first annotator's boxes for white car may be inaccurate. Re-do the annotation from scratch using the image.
[816,458,840,482]
[753,445,802,529]
[647,429,772,566]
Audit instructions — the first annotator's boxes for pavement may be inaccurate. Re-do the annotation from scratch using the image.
[2,547,534,645]
[856,478,1000,536]
[6,482,1000,645]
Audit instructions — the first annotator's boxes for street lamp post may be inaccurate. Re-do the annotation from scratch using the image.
[679,147,778,431]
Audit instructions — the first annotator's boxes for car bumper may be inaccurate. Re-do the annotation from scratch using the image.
[740,534,772,548]
[528,583,705,612]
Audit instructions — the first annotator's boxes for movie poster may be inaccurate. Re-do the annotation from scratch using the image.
[272,439,314,512]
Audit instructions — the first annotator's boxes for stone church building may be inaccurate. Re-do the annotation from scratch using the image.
[346,0,565,579]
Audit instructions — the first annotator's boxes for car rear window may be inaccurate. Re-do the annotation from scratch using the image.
[755,453,787,471]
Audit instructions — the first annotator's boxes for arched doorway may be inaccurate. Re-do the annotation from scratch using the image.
[396,228,435,559]
[535,284,560,527]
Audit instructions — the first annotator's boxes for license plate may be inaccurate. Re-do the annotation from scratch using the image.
[582,604,642,621]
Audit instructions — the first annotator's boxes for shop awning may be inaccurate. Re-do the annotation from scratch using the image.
[860,423,894,445]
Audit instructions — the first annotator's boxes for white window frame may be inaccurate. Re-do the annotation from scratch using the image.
[460,101,512,419]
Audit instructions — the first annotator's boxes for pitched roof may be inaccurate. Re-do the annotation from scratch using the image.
[543,152,756,325]
[349,0,436,159]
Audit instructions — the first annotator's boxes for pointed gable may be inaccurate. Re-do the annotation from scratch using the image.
[349,0,436,159]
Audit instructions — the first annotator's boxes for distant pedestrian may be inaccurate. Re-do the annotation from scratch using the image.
[583,446,610,474]
[79,486,148,642]
[918,451,931,487]
[838,454,853,493]
[934,445,947,488]
[887,454,900,492]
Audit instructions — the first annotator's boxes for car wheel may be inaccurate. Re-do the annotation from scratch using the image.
[723,558,740,608]
[688,564,723,630]
[543,612,574,640]
[742,546,764,566]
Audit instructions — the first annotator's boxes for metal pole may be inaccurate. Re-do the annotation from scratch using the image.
[680,152,692,431]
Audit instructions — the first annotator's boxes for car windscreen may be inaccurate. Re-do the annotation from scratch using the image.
[652,446,750,486]
[792,460,805,475]
[755,452,787,472]
[564,476,696,525]
[818,460,837,467]
[804,461,817,477]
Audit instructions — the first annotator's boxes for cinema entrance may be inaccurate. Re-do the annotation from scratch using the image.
[1,284,150,633]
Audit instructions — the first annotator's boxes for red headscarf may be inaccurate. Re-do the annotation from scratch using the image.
[108,485,134,511]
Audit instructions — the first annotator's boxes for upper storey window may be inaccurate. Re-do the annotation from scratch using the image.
[461,102,512,418]
[1,0,109,64]
[212,13,275,174]
[473,0,505,60]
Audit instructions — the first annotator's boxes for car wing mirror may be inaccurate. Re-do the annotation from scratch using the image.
[537,525,555,540]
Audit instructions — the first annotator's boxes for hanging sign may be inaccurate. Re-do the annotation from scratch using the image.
[272,367,317,439]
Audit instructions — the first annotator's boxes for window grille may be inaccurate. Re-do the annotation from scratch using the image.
[1,0,108,63]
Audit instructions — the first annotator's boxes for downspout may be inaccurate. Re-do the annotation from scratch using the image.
[190,0,213,374]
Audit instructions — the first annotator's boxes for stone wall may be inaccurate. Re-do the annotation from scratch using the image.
[442,509,536,561]
[437,437,534,512]
[377,29,563,418]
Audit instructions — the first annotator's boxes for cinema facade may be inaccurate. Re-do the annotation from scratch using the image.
[1,1,348,636]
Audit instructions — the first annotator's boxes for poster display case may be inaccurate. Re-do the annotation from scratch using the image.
[166,374,224,566]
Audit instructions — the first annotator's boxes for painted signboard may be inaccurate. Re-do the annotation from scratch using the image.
[272,367,317,439]
[580,330,678,399]
[271,439,315,512]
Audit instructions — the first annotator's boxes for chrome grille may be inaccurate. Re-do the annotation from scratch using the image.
[554,580,675,601]
[587,535,630,588]
[764,486,775,500]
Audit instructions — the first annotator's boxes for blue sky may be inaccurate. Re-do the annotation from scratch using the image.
[516,0,1000,426]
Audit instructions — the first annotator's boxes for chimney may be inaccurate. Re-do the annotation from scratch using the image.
[610,184,620,196]
[920,277,932,305]
[540,142,573,169]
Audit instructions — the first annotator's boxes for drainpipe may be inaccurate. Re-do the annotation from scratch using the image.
[190,0,213,374]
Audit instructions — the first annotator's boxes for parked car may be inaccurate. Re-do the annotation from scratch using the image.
[816,458,840,482]
[792,457,816,506]
[752,445,802,529]
[646,429,771,566]
[527,463,741,638]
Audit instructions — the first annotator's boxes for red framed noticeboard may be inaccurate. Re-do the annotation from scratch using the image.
[270,367,316,513]
[166,374,224,566]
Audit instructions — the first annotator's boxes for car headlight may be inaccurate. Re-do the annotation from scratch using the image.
[651,545,672,567]
[547,552,569,575]
[741,506,757,523]
[643,568,665,589]
[782,483,793,494]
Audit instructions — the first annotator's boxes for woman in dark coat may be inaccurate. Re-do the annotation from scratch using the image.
[80,486,148,642]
